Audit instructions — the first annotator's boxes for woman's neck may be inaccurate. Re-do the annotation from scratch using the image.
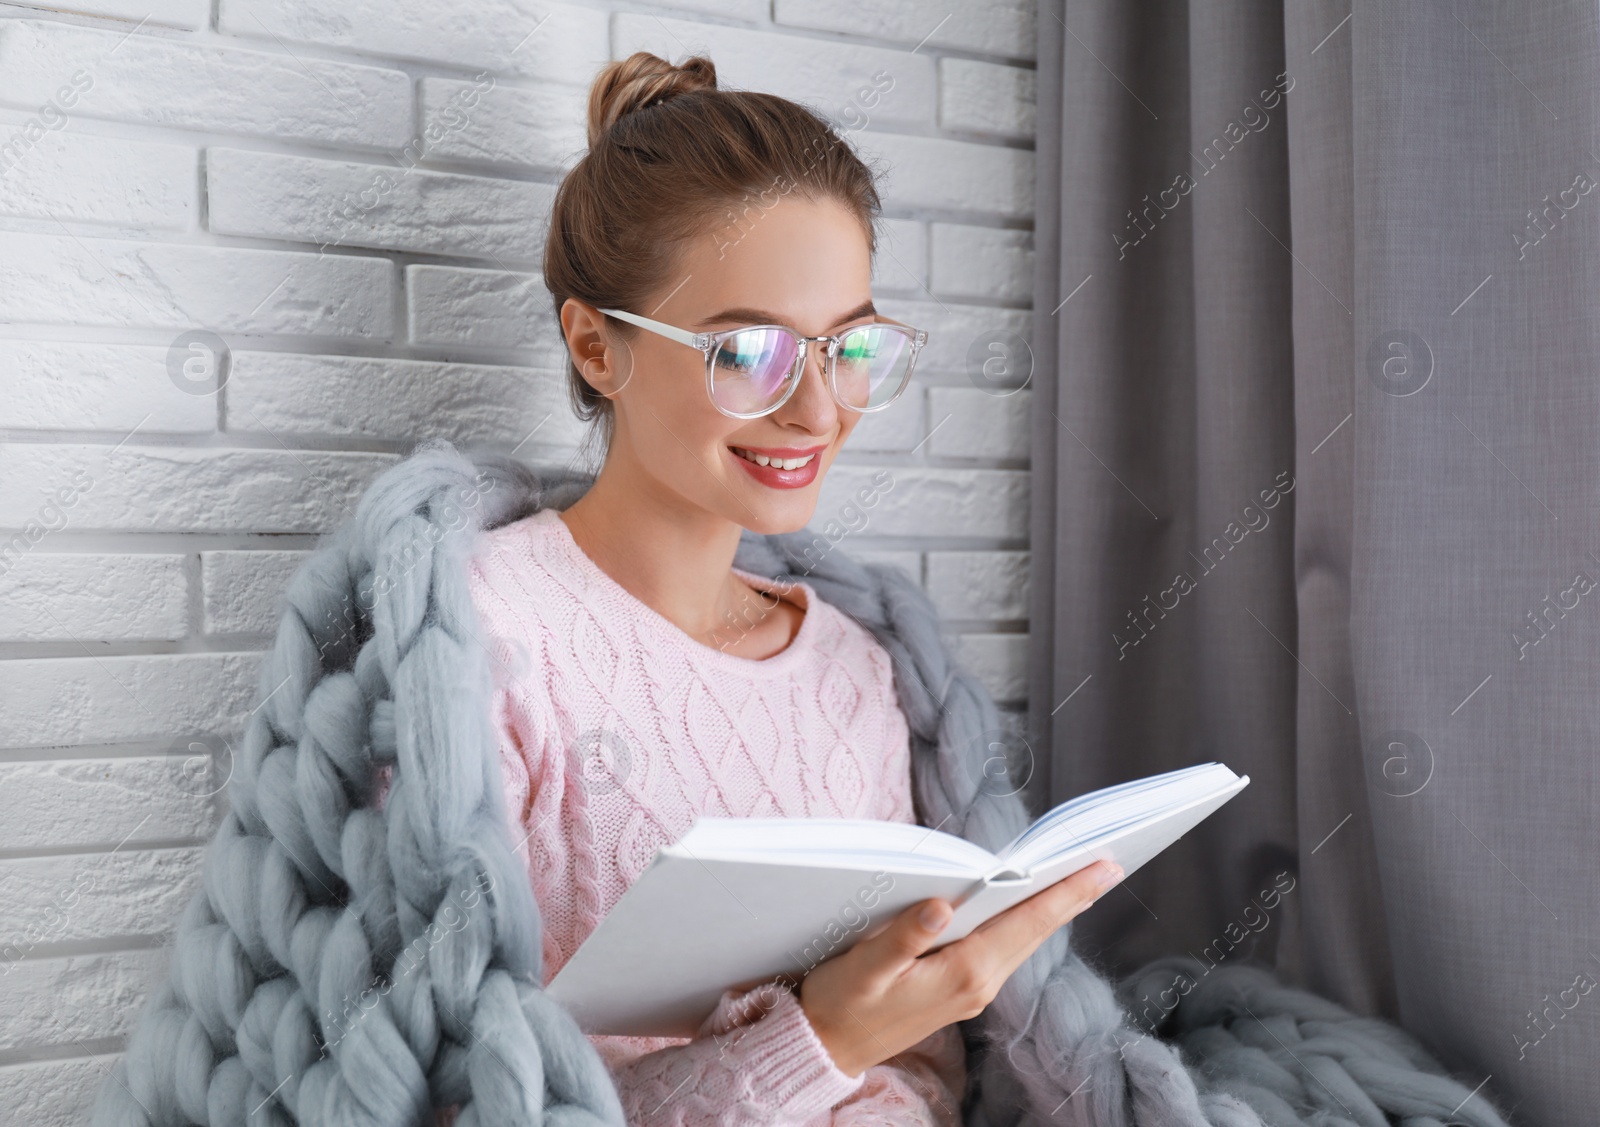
[554,462,801,653]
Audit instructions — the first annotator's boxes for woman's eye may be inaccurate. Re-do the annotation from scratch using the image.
[715,343,760,372]
[841,331,881,362]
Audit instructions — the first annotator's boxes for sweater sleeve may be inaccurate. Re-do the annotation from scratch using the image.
[433,1004,964,1127]
[600,983,967,1127]
[600,979,865,1125]
[829,1024,966,1127]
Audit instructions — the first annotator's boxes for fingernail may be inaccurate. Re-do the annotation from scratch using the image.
[919,902,945,930]
[1098,863,1125,890]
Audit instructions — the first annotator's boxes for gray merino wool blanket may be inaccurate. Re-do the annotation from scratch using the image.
[92,440,1513,1127]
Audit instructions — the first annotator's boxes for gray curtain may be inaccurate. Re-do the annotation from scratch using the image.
[1027,3,1600,1124]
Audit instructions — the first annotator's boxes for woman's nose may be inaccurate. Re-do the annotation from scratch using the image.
[777,338,839,427]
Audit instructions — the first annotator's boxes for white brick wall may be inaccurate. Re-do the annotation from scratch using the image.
[0,0,1036,1108]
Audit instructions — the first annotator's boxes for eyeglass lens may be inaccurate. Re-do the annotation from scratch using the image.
[711,326,912,415]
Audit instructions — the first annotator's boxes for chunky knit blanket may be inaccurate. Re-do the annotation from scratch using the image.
[91,440,1513,1127]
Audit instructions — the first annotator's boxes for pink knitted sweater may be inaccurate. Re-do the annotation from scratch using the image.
[457,506,968,1126]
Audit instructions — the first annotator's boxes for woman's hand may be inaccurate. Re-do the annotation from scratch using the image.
[798,859,1125,1077]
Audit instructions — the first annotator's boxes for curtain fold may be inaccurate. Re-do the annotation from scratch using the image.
[1028,3,1600,1123]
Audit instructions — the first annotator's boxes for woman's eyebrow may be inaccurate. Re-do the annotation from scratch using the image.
[695,300,877,329]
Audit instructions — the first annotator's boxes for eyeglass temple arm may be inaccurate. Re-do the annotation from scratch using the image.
[598,307,709,351]
[602,305,928,352]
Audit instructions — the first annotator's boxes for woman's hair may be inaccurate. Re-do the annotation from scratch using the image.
[544,51,884,457]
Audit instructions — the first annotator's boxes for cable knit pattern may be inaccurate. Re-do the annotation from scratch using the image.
[462,507,966,1126]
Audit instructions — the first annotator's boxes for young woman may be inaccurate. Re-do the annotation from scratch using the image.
[465,51,1124,1126]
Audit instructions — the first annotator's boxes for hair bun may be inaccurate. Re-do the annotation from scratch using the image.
[588,51,718,148]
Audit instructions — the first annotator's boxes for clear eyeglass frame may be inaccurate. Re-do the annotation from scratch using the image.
[597,305,929,420]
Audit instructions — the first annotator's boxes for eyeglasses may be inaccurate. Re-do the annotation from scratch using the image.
[597,306,928,419]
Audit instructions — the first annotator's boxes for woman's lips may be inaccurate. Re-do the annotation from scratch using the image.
[729,445,824,489]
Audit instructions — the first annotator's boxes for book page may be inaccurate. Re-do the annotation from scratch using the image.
[999,763,1238,873]
[672,815,999,877]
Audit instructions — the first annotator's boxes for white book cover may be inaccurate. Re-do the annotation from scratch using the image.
[547,762,1250,1036]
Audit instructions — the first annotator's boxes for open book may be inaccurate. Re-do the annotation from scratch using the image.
[546,761,1249,1036]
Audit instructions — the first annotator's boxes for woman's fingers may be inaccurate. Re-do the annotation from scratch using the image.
[952,860,1124,982]
[845,896,955,985]
[805,860,1126,1061]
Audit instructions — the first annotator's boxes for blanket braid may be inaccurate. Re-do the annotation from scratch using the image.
[93,440,1514,1127]
[92,444,625,1127]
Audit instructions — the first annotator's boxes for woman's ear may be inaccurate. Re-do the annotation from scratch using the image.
[561,298,634,399]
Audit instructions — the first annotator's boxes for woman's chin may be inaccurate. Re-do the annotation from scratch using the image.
[732,491,819,538]
[740,507,817,538]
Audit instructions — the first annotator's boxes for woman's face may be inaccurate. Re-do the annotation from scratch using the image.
[566,194,877,537]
